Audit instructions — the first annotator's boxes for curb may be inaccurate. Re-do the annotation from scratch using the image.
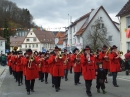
[0,69,6,76]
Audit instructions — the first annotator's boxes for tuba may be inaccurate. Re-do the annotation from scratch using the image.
[28,54,34,68]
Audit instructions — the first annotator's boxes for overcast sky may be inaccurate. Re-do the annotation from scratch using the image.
[9,0,128,31]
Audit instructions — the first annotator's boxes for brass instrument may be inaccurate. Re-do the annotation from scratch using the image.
[39,58,44,68]
[119,51,123,55]
[58,49,63,59]
[28,54,34,68]
[75,49,83,64]
[105,46,111,61]
[12,46,18,51]
[64,54,69,65]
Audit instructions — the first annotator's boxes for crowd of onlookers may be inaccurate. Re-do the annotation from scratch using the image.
[0,54,7,66]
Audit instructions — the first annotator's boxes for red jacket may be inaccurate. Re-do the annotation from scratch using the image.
[109,52,121,72]
[70,54,81,72]
[47,55,64,77]
[7,55,11,66]
[40,58,50,73]
[99,52,110,69]
[81,54,95,80]
[23,56,39,80]
[15,56,23,72]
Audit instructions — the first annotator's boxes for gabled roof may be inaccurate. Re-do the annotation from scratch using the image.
[55,32,66,45]
[55,32,65,38]
[75,6,119,36]
[116,0,130,17]
[69,12,91,27]
[33,30,55,44]
[10,36,25,46]
[0,36,5,40]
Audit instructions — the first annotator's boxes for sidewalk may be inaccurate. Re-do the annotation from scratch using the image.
[0,65,7,76]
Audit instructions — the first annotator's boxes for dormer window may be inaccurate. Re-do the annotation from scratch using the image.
[30,33,32,35]
[33,38,37,41]
[26,39,30,42]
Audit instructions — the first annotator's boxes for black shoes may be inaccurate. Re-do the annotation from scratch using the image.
[77,82,81,84]
[114,85,119,87]
[27,92,30,95]
[65,79,68,81]
[45,82,48,84]
[31,90,35,92]
[87,93,92,97]
[75,83,77,85]
[52,84,54,87]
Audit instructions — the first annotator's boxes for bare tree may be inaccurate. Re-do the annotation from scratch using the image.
[86,18,110,52]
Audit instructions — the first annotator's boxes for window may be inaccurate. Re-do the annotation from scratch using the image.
[29,44,31,48]
[0,42,2,46]
[73,38,76,44]
[25,44,27,48]
[36,44,38,47]
[33,38,37,41]
[32,44,34,48]
[127,42,130,50]
[73,26,75,33]
[127,17,130,28]
[108,36,113,41]
[30,33,32,35]
[26,39,29,42]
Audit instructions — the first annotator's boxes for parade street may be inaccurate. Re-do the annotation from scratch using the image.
[0,67,129,97]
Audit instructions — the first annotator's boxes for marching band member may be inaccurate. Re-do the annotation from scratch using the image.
[94,49,101,70]
[81,46,95,97]
[39,52,45,82]
[23,49,39,95]
[40,52,50,84]
[109,45,121,87]
[71,48,82,85]
[47,46,64,92]
[99,45,110,83]
[15,51,23,86]
[63,49,70,81]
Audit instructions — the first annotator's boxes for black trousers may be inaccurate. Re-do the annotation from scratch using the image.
[64,69,68,79]
[112,72,118,85]
[96,80,105,89]
[17,71,23,84]
[52,76,55,85]
[74,72,80,83]
[54,77,61,89]
[39,71,42,80]
[26,79,35,92]
[44,73,48,82]
[9,67,12,75]
[41,72,44,81]
[104,69,108,81]
[85,80,92,94]
[70,66,73,73]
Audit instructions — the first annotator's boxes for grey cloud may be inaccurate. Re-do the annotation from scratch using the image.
[9,0,128,25]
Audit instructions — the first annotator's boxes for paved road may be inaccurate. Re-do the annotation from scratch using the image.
[0,69,130,97]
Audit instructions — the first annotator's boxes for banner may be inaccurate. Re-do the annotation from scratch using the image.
[0,27,66,31]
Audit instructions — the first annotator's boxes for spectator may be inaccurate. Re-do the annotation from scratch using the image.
[1,54,7,66]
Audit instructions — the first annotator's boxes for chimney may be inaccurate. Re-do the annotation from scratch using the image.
[91,9,94,12]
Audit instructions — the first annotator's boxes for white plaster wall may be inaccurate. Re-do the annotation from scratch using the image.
[0,40,5,54]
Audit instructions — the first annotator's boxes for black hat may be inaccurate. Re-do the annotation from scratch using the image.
[103,45,107,49]
[84,46,90,51]
[27,49,32,55]
[54,46,60,51]
[73,48,79,53]
[111,45,117,50]
[64,49,67,52]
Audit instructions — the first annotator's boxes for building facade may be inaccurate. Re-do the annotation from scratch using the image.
[117,0,130,58]
[64,6,120,52]
[21,30,55,53]
[0,36,6,54]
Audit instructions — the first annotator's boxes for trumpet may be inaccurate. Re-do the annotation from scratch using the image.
[75,49,83,64]
[58,51,63,59]
[28,54,34,68]
[64,54,69,65]
[105,46,111,62]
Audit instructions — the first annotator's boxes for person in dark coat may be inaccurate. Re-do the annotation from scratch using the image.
[96,62,106,94]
